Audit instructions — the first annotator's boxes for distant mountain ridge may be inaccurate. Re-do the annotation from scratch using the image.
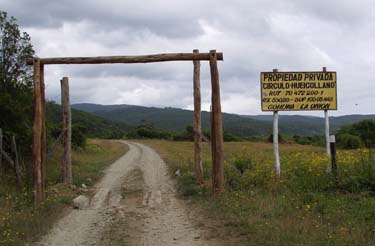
[71,103,375,137]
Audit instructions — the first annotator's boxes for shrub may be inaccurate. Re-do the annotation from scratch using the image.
[337,133,363,149]
[126,126,172,140]
[267,133,284,143]
[71,125,87,148]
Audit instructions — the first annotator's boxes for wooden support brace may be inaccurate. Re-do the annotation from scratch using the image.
[26,52,224,65]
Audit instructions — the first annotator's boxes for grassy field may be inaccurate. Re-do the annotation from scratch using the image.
[139,140,375,245]
[0,139,128,246]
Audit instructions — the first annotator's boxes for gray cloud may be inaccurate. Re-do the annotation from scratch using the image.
[1,0,374,115]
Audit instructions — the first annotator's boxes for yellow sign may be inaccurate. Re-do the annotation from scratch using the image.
[260,71,337,111]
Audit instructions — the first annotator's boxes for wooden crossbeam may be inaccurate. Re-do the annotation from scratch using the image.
[26,52,224,65]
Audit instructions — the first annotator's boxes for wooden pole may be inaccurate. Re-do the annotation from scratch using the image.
[210,104,216,188]
[26,52,224,65]
[11,135,22,189]
[40,64,46,195]
[0,128,3,171]
[273,69,281,177]
[61,77,72,185]
[32,58,43,205]
[209,50,224,195]
[330,135,337,177]
[193,49,204,184]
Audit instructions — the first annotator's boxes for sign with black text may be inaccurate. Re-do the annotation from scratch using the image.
[260,71,337,111]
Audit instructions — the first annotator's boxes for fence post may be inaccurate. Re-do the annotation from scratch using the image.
[61,77,72,185]
[11,136,22,189]
[193,49,204,184]
[209,50,225,195]
[32,58,43,205]
[330,135,337,177]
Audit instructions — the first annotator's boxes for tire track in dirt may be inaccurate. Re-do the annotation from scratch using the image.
[37,141,220,246]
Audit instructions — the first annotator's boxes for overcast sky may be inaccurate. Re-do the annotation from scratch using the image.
[2,0,375,116]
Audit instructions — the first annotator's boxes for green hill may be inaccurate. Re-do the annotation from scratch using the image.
[72,103,375,137]
[46,102,132,139]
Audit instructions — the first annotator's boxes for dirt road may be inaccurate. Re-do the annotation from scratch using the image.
[38,141,217,246]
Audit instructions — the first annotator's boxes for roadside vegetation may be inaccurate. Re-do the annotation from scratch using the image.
[0,139,128,245]
[140,137,375,245]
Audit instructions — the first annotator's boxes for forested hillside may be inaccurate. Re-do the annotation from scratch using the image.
[46,102,132,139]
[72,103,375,137]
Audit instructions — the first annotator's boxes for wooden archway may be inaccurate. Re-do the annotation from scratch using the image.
[27,50,225,205]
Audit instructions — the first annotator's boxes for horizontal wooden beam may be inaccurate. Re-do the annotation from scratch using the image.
[26,52,223,65]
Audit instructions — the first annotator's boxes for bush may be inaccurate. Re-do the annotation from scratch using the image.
[71,125,87,148]
[126,126,172,140]
[224,132,242,142]
[337,133,363,149]
[267,133,284,143]
[337,119,375,149]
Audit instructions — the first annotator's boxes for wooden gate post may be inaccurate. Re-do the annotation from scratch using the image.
[61,77,72,185]
[193,49,204,184]
[32,58,43,205]
[209,50,224,195]
[40,64,46,196]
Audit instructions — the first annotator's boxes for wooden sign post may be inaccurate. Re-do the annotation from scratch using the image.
[272,69,281,177]
[261,68,337,177]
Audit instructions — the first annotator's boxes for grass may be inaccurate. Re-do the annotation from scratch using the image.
[138,139,375,245]
[0,139,128,246]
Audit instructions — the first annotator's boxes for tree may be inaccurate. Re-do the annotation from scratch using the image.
[0,11,35,151]
[352,120,375,149]
[338,120,375,149]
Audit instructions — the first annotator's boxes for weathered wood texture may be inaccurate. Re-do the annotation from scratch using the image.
[11,136,22,188]
[209,50,225,195]
[26,53,224,65]
[330,135,337,177]
[61,77,72,185]
[32,58,43,205]
[193,50,204,184]
[40,64,46,195]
